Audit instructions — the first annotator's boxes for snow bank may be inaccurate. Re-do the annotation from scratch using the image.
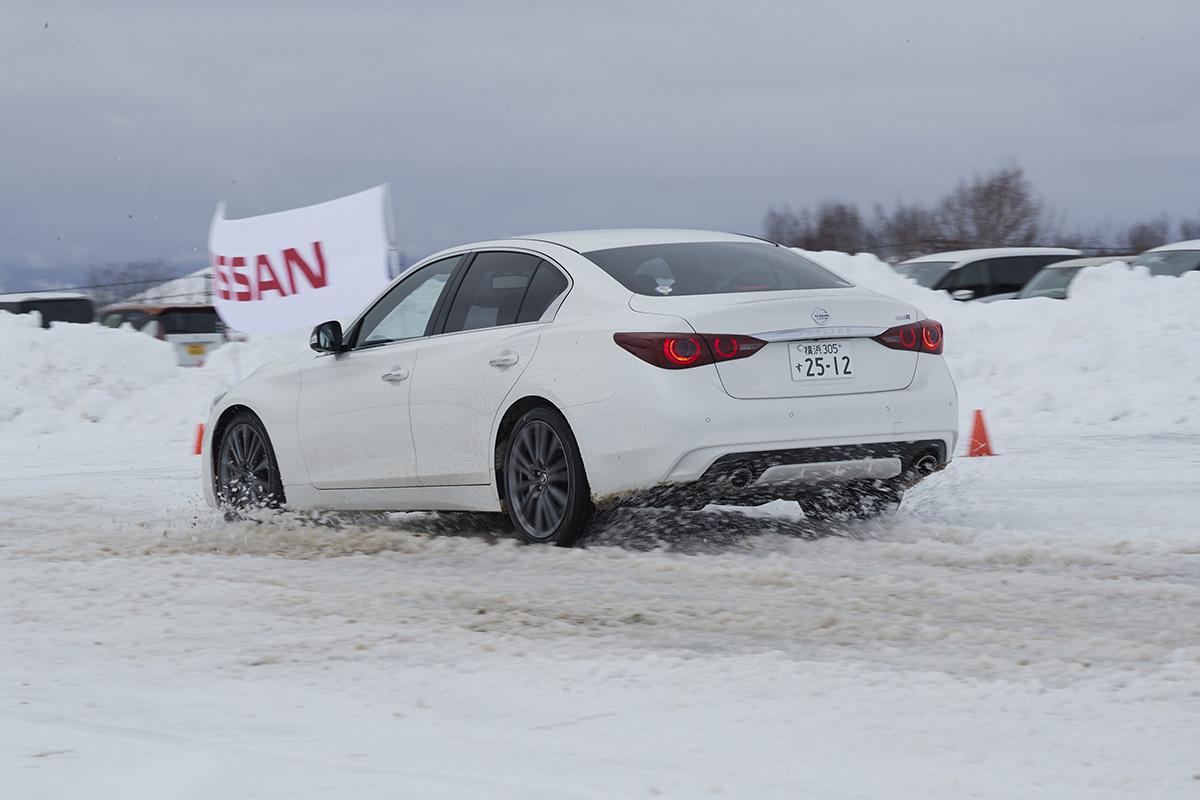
[801,250,1200,435]
[0,310,305,437]
[5,254,1200,441]
[0,312,179,433]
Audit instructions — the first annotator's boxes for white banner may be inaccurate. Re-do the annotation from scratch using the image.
[208,185,393,333]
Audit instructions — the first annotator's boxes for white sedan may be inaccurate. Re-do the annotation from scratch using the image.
[203,230,958,545]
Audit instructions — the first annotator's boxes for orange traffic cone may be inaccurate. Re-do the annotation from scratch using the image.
[193,423,205,456]
[968,410,994,457]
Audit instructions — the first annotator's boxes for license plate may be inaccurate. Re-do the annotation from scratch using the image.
[790,341,854,381]
[186,343,207,356]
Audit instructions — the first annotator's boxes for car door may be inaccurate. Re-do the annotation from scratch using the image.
[409,251,569,486]
[990,256,1049,295]
[295,256,461,489]
[939,259,992,300]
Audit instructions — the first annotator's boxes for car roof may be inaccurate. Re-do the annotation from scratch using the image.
[1143,239,1200,253]
[1042,255,1135,268]
[900,247,1081,267]
[0,291,91,302]
[510,229,763,253]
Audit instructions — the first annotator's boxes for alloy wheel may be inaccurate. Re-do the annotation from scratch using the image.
[217,421,276,508]
[506,420,570,539]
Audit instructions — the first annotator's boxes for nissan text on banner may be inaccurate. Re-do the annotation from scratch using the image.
[208,185,394,333]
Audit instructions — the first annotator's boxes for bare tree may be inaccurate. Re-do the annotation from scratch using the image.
[809,201,869,253]
[936,164,1055,248]
[869,201,945,261]
[1120,215,1172,253]
[87,260,173,308]
[1179,212,1200,241]
[764,201,869,252]
[763,205,813,248]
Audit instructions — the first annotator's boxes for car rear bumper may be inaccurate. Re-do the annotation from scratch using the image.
[564,353,958,502]
[611,439,946,508]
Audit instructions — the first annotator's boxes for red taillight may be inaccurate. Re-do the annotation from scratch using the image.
[614,333,766,369]
[873,320,943,355]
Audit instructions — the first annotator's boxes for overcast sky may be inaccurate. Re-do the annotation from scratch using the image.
[3,0,1198,290]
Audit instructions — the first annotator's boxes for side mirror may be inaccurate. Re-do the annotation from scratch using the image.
[309,320,344,353]
[950,289,976,301]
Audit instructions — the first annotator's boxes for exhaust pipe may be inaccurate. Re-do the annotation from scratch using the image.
[913,453,940,475]
[728,468,754,489]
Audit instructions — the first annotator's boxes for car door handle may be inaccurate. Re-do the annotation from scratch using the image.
[489,351,519,368]
[380,367,409,383]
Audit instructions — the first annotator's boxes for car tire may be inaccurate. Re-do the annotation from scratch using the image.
[502,406,594,546]
[215,411,285,513]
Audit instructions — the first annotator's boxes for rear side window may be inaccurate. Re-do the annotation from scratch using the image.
[158,309,223,334]
[443,252,542,332]
[516,262,569,323]
[986,257,1046,293]
[582,242,850,296]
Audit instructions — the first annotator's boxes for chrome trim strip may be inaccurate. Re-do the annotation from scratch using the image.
[753,457,902,485]
[755,325,887,342]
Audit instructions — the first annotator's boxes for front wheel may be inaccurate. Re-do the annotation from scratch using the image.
[502,407,593,545]
[215,412,285,512]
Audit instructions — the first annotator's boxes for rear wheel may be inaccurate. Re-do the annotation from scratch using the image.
[215,412,285,512]
[502,407,593,545]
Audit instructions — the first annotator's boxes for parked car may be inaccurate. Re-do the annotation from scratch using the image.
[1129,239,1200,277]
[0,291,95,327]
[98,304,227,366]
[203,229,959,545]
[1014,255,1135,300]
[895,247,1081,301]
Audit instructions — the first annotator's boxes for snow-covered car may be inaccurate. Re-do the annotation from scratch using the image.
[0,291,94,328]
[1129,239,1200,277]
[203,230,959,544]
[895,247,1081,301]
[98,304,227,366]
[1013,255,1135,300]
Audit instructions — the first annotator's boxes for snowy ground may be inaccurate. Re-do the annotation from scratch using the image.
[3,257,1199,798]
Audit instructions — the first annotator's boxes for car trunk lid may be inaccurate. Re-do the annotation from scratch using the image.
[629,289,920,399]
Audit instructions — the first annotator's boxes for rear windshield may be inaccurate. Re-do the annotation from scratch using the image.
[895,261,954,288]
[1017,266,1084,299]
[582,242,850,296]
[1131,249,1200,277]
[159,308,223,334]
[100,310,152,330]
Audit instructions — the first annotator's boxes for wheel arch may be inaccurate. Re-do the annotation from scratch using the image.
[210,403,260,486]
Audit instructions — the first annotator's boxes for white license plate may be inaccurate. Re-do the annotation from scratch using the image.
[790,341,855,381]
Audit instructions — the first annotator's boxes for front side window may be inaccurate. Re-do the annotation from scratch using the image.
[355,256,460,348]
[896,261,955,289]
[583,242,850,296]
[942,261,991,296]
[1132,249,1200,277]
[1017,267,1083,299]
[443,252,543,333]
